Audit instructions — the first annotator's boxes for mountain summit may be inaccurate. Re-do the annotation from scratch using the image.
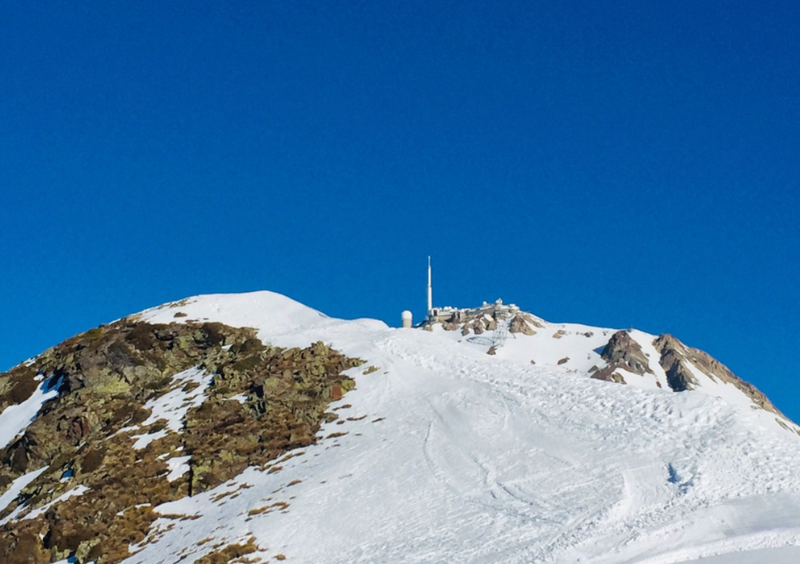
[1,291,799,564]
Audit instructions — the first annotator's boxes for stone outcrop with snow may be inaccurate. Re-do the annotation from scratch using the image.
[424,303,797,434]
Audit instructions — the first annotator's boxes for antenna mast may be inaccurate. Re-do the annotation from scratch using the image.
[427,256,433,316]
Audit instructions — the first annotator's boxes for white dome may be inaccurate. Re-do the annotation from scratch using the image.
[401,310,413,319]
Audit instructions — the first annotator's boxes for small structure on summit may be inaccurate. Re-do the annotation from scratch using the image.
[401,258,539,350]
[427,255,433,318]
[426,299,521,326]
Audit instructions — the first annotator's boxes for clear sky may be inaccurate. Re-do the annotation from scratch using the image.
[2,2,798,419]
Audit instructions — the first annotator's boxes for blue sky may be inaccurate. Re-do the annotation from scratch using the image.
[1,2,799,419]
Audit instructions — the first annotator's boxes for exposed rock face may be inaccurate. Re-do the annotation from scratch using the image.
[0,319,362,564]
[654,334,782,415]
[601,331,652,375]
[653,334,698,392]
[509,315,536,335]
[591,330,652,384]
[441,312,461,332]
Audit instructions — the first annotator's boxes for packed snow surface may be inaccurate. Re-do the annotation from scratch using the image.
[680,546,800,563]
[109,292,800,562]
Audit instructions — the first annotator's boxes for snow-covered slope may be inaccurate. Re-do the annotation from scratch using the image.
[2,291,800,564]
[120,292,800,564]
[423,307,798,436]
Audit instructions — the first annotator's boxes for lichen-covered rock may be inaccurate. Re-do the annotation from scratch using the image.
[0,319,363,563]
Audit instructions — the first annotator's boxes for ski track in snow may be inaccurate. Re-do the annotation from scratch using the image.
[27,291,800,563]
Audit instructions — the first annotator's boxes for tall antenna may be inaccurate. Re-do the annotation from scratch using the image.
[427,256,433,316]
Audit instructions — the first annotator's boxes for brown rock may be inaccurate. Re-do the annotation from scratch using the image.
[653,334,784,417]
[591,370,627,384]
[600,331,652,376]
[509,316,536,335]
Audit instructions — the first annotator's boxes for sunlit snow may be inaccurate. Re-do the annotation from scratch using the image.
[166,455,192,482]
[114,291,800,564]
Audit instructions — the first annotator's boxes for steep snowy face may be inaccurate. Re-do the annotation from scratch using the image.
[423,303,798,436]
[1,291,799,564]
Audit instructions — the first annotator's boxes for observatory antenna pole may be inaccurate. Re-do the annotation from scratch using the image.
[427,256,433,317]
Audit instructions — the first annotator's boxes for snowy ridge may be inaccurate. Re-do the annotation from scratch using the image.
[107,291,800,564]
[426,310,799,436]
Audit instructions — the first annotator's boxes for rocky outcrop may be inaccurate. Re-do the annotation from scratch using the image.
[509,315,536,335]
[601,331,652,375]
[590,331,652,385]
[0,319,362,564]
[653,334,697,392]
[585,331,789,423]
[654,334,782,415]
[463,315,498,335]
[421,302,543,336]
